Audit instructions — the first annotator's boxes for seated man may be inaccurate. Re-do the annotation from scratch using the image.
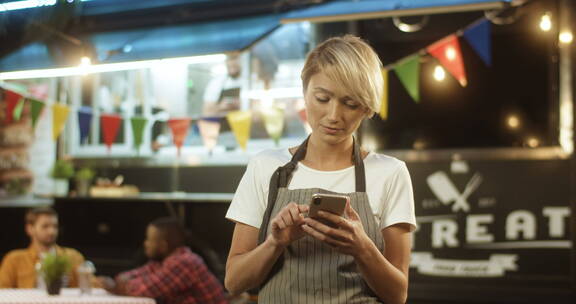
[0,207,87,288]
[99,217,227,304]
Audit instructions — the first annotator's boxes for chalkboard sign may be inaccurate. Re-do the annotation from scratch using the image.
[408,159,572,301]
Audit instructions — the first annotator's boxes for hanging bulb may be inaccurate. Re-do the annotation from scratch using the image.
[539,13,552,32]
[506,115,520,130]
[559,31,573,44]
[433,65,446,82]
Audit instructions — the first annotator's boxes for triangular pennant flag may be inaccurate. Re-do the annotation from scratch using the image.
[168,118,191,156]
[100,114,122,152]
[77,107,93,144]
[30,98,45,128]
[427,35,468,87]
[130,117,148,152]
[394,55,420,102]
[261,106,284,146]
[4,90,23,124]
[380,69,389,120]
[198,118,221,153]
[52,103,70,140]
[13,98,26,122]
[464,19,492,66]
[226,110,252,151]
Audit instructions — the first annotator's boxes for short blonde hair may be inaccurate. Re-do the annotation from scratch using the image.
[301,35,383,117]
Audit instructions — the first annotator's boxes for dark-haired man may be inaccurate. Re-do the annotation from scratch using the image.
[99,217,227,304]
[0,207,87,288]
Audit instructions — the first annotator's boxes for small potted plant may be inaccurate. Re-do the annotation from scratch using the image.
[75,167,95,197]
[51,159,74,196]
[40,253,71,295]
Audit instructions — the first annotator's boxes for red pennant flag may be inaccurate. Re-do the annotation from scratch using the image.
[100,114,122,152]
[4,90,23,124]
[168,118,191,156]
[427,35,467,87]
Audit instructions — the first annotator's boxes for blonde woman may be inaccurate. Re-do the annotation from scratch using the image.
[225,35,417,303]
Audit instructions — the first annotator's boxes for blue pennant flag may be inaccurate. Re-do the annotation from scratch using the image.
[464,19,492,66]
[78,107,93,144]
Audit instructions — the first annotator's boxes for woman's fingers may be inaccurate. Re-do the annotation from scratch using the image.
[304,217,351,241]
[302,224,348,247]
[316,211,354,231]
[273,202,307,231]
[288,204,303,225]
[345,201,361,221]
[274,217,286,230]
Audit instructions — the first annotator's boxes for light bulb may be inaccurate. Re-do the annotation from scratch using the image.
[506,115,520,129]
[433,65,445,82]
[540,13,552,32]
[559,31,573,44]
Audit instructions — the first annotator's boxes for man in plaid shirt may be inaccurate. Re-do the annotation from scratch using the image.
[99,217,227,304]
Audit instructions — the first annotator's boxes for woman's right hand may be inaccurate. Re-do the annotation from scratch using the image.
[268,202,309,248]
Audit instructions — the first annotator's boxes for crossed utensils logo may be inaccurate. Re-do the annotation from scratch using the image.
[426,171,483,212]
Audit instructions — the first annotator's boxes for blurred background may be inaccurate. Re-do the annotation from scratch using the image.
[0,0,574,303]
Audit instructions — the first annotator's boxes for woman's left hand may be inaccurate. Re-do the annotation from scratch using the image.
[302,201,373,257]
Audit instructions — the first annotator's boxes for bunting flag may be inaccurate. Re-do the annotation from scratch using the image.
[262,106,285,146]
[4,90,22,124]
[130,117,148,152]
[30,98,45,128]
[394,55,420,103]
[198,118,221,153]
[168,118,191,156]
[100,114,122,152]
[0,18,492,154]
[427,35,468,87]
[78,107,93,144]
[13,98,25,122]
[52,103,70,140]
[464,19,492,66]
[227,111,252,150]
[380,69,389,120]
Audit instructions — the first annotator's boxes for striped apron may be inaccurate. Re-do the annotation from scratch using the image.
[257,137,385,303]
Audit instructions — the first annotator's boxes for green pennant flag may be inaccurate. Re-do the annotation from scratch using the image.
[29,98,45,128]
[13,98,26,121]
[130,117,148,152]
[394,55,420,103]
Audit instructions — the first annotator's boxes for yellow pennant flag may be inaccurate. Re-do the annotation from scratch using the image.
[52,103,70,140]
[226,110,252,150]
[261,106,284,146]
[379,69,389,120]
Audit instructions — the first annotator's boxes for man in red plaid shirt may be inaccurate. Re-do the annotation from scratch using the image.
[99,217,227,304]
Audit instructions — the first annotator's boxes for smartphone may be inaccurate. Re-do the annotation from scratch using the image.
[308,193,349,224]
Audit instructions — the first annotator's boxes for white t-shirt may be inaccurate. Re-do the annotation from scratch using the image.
[226,148,417,232]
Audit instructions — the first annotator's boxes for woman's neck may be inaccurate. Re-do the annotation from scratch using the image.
[300,134,355,171]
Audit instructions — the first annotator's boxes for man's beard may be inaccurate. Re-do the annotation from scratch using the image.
[38,238,56,248]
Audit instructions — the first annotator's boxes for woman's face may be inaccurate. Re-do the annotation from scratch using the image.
[304,72,369,145]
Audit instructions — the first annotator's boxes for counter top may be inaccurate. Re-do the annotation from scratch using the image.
[54,192,235,203]
[0,196,53,208]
